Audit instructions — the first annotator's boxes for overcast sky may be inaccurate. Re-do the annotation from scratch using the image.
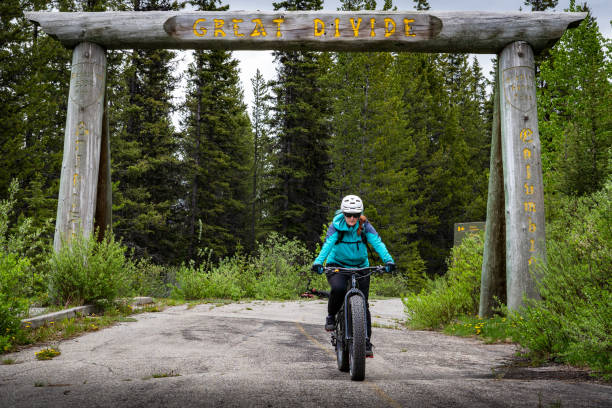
[172,0,611,125]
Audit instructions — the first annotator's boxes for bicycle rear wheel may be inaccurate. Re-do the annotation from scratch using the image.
[336,308,349,372]
[349,295,366,381]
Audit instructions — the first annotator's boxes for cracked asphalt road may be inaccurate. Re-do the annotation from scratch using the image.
[1,299,610,408]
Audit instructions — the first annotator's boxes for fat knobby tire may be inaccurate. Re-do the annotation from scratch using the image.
[349,295,366,381]
[336,308,349,372]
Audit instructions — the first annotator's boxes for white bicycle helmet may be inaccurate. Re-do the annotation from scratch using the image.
[340,195,364,214]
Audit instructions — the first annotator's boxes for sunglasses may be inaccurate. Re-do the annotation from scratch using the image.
[343,213,361,219]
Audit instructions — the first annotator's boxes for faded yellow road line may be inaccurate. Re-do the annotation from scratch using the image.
[366,380,403,408]
[294,322,403,408]
[295,321,334,357]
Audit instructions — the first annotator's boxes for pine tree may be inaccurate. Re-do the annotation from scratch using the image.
[179,0,252,259]
[250,69,273,246]
[112,0,183,263]
[523,0,558,11]
[267,0,332,246]
[395,50,490,275]
[538,1,611,196]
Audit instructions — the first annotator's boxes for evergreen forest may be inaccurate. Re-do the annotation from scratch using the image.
[0,2,609,295]
[1,0,610,374]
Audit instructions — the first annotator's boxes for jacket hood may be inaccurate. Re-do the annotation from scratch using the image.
[332,212,357,232]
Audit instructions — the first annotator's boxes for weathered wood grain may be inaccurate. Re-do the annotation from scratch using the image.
[25,11,586,53]
[479,75,506,318]
[499,41,546,311]
[54,42,106,251]
[93,88,112,242]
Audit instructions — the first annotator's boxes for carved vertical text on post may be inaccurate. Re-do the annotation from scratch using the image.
[54,42,107,251]
[499,41,546,311]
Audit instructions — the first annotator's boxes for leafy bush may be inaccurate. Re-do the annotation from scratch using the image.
[370,273,415,297]
[49,232,132,306]
[0,252,31,352]
[130,258,176,298]
[0,179,51,302]
[402,233,484,329]
[172,254,249,300]
[511,180,612,377]
[171,233,316,301]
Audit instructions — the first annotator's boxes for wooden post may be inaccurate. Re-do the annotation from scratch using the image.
[53,42,107,252]
[94,88,112,241]
[479,71,506,317]
[498,41,546,311]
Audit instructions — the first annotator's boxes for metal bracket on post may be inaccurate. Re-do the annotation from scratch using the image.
[53,42,107,252]
[498,41,546,311]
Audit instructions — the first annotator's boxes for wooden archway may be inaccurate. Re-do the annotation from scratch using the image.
[26,10,586,313]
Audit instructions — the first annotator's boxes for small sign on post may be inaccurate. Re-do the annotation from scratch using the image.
[453,222,486,246]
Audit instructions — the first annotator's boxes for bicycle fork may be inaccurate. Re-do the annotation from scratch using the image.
[342,275,369,344]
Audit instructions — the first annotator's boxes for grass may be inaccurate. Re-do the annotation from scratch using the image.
[444,314,514,344]
[143,370,180,380]
[2,358,16,364]
[35,347,61,360]
[3,299,188,354]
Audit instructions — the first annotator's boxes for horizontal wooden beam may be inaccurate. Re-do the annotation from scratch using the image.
[25,11,585,53]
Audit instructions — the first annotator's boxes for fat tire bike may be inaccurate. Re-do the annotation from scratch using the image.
[324,265,387,381]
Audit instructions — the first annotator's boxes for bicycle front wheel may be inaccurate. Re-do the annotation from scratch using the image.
[349,295,366,381]
[336,308,349,372]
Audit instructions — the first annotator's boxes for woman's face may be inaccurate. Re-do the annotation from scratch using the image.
[344,213,360,227]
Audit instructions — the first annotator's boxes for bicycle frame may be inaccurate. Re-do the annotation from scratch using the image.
[324,266,385,344]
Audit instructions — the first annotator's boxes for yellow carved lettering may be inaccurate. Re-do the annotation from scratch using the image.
[523,148,532,160]
[529,239,535,252]
[214,19,226,37]
[370,18,376,37]
[334,18,340,37]
[193,18,207,37]
[250,19,267,37]
[526,164,531,179]
[273,18,284,37]
[528,218,537,233]
[528,257,535,266]
[314,19,325,36]
[232,19,244,37]
[520,128,533,143]
[73,173,79,187]
[350,18,362,37]
[524,183,534,195]
[524,201,536,213]
[404,18,416,37]
[384,18,396,37]
[75,139,83,152]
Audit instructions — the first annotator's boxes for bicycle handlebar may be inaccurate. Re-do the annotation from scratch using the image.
[322,265,388,278]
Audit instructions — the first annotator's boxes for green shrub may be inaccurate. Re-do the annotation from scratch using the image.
[511,180,612,377]
[49,232,132,306]
[171,233,315,301]
[130,258,176,298]
[403,233,484,329]
[0,254,29,352]
[0,179,51,302]
[370,273,415,297]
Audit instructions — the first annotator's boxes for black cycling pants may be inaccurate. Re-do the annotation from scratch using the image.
[326,264,372,339]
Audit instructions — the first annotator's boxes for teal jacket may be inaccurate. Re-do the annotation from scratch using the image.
[314,213,394,268]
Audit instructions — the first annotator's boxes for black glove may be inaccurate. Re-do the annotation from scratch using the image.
[385,262,396,273]
[311,264,324,274]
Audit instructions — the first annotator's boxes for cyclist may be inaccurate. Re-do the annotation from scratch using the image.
[311,195,395,357]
